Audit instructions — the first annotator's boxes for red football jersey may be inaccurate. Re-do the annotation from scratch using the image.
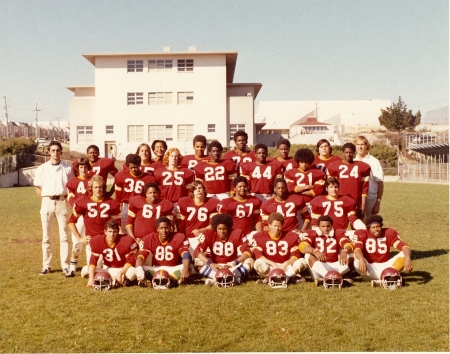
[268,157,297,173]
[193,159,237,194]
[261,194,310,231]
[138,232,190,267]
[327,160,371,208]
[66,176,90,207]
[177,197,219,237]
[122,160,165,175]
[89,234,138,268]
[284,168,326,202]
[310,195,358,230]
[180,154,208,171]
[194,229,251,264]
[68,195,121,236]
[240,161,283,194]
[217,196,262,236]
[353,228,408,264]
[312,155,341,175]
[222,149,256,171]
[126,195,174,239]
[300,229,352,263]
[73,157,118,181]
[114,170,156,204]
[252,230,301,263]
[153,167,195,203]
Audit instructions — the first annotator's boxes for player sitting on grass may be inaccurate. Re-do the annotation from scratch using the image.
[194,214,253,286]
[353,215,412,287]
[299,215,354,287]
[251,212,307,285]
[135,216,191,288]
[83,219,138,288]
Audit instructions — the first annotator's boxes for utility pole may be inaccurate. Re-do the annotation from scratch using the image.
[3,96,9,138]
[33,103,41,140]
[56,116,61,140]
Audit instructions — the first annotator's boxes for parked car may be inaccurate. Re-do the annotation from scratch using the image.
[35,138,51,146]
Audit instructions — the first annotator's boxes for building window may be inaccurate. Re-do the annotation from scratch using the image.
[177,92,194,105]
[127,92,144,105]
[127,125,144,142]
[177,59,194,72]
[127,60,143,72]
[149,125,173,142]
[77,126,93,143]
[148,92,173,105]
[106,125,114,134]
[208,124,215,133]
[148,59,173,72]
[229,124,246,136]
[177,124,194,142]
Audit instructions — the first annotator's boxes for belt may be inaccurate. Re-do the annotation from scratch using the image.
[45,195,67,200]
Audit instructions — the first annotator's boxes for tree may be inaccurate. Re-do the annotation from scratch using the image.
[379,96,421,151]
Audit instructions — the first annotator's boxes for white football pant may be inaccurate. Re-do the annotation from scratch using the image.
[354,251,405,281]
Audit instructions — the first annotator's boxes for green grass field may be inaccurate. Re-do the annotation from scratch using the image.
[0,183,448,352]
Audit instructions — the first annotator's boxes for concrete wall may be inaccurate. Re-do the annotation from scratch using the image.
[0,167,36,188]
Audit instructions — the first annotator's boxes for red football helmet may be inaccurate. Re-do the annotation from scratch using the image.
[152,269,172,290]
[380,267,402,289]
[268,268,288,289]
[93,271,112,291]
[215,268,234,288]
[323,270,343,290]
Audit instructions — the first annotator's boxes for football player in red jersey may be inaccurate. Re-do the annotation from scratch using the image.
[180,135,208,171]
[83,219,138,288]
[153,148,195,205]
[125,182,174,245]
[115,154,156,233]
[194,214,253,286]
[222,130,256,171]
[135,216,191,286]
[284,148,326,204]
[268,138,297,173]
[299,215,354,286]
[310,177,366,231]
[217,176,263,237]
[261,178,310,233]
[68,175,121,275]
[312,139,341,177]
[327,143,371,218]
[194,140,237,200]
[72,145,119,198]
[240,144,283,202]
[122,143,165,174]
[66,156,91,274]
[252,212,307,284]
[353,215,412,283]
[151,140,167,163]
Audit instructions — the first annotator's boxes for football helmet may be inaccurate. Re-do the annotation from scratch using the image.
[215,268,234,288]
[323,270,343,290]
[152,270,172,290]
[268,268,288,289]
[380,267,402,290]
[93,271,112,291]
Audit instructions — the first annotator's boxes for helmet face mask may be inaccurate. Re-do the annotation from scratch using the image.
[215,268,234,288]
[323,270,343,290]
[152,270,172,290]
[380,267,402,290]
[268,268,287,289]
[93,271,112,291]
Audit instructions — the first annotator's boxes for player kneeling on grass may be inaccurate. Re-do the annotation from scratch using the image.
[135,216,191,288]
[299,215,354,287]
[193,214,253,286]
[353,215,412,288]
[83,219,138,289]
[251,212,307,285]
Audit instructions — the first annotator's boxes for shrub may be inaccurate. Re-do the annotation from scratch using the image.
[0,138,37,157]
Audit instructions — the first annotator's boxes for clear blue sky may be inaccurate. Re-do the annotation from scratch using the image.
[1,0,448,124]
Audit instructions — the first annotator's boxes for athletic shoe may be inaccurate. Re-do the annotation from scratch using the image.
[314,279,322,287]
[289,275,306,284]
[63,268,74,278]
[255,278,268,285]
[205,279,215,286]
[39,267,52,275]
[343,278,354,286]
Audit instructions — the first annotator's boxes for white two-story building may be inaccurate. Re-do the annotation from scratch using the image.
[67,47,262,158]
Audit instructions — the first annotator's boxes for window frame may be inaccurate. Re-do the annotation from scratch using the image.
[127,60,143,73]
[127,125,144,143]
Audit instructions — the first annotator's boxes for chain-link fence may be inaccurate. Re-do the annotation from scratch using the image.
[398,163,449,183]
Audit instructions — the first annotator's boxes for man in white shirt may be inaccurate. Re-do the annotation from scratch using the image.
[354,136,384,223]
[34,141,75,277]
